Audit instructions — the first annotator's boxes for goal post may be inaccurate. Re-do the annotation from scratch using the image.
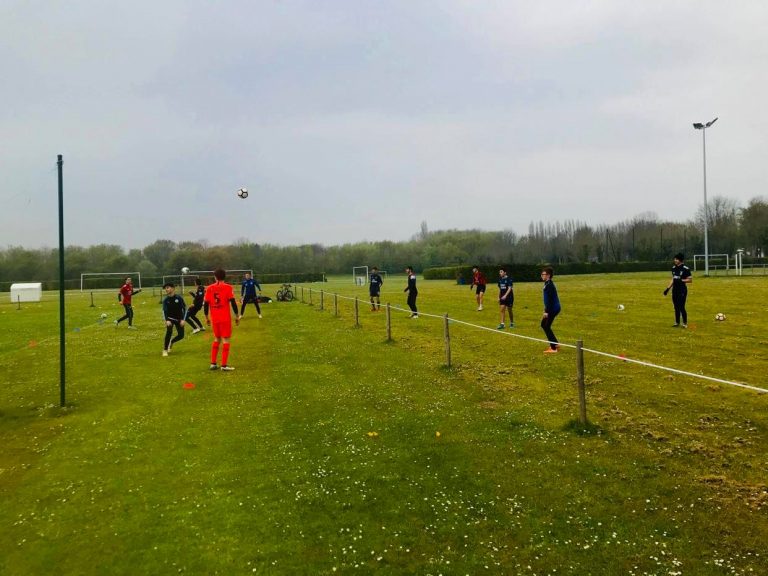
[164,269,254,292]
[80,272,141,291]
[352,266,368,286]
[693,254,729,272]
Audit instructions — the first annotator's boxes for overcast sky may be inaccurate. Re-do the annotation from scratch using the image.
[2,1,767,250]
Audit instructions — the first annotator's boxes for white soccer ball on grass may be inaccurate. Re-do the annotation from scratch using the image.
[715,312,726,321]
[617,304,625,311]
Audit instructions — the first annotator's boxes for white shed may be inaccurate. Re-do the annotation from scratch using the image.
[10,283,42,303]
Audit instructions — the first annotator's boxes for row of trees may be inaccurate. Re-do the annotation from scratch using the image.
[2,196,766,286]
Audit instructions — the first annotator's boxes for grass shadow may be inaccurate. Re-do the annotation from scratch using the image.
[562,418,606,437]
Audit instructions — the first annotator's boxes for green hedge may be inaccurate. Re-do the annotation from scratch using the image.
[424,261,671,282]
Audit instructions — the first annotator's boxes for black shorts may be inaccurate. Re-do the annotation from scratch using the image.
[369,290,380,298]
[499,294,514,307]
[475,284,486,295]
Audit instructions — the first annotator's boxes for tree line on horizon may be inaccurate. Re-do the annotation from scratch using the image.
[1,195,766,286]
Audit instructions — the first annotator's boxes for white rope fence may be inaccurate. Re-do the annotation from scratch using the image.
[298,287,767,398]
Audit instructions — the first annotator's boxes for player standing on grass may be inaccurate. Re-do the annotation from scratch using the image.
[204,268,240,371]
[240,272,262,319]
[115,277,141,329]
[369,266,383,311]
[664,252,692,328]
[404,266,418,318]
[541,266,561,353]
[470,266,487,311]
[185,277,205,333]
[497,268,514,329]
[161,283,186,357]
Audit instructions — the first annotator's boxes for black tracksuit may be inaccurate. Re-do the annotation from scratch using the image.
[163,294,187,350]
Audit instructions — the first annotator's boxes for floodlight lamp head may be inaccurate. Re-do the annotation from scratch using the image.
[706,117,718,127]
[693,123,705,129]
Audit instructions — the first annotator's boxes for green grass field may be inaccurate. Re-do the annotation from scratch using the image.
[1,273,766,575]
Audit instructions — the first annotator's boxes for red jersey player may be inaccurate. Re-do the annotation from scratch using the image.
[470,266,487,311]
[204,268,240,371]
[115,277,141,328]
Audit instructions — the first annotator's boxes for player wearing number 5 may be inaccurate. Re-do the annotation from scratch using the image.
[204,268,240,371]
[663,253,692,328]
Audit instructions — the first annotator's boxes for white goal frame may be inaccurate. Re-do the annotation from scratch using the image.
[693,254,729,272]
[163,269,254,292]
[352,266,368,286]
[80,272,142,292]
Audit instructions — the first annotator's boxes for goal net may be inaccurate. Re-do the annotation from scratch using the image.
[352,266,368,286]
[692,254,729,272]
[81,272,142,292]
[163,269,254,292]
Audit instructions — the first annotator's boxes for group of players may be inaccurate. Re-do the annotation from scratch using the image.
[365,264,562,353]
[114,255,690,367]
[115,270,264,370]
[366,254,691,354]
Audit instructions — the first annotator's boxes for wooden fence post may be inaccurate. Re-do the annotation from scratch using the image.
[89,291,95,307]
[386,303,392,341]
[576,339,587,425]
[354,297,360,327]
[444,313,451,367]
[301,286,305,303]
[320,290,324,311]
[334,293,338,317]
[309,288,313,306]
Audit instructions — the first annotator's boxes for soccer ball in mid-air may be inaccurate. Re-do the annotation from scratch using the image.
[617,304,625,311]
[715,312,726,321]
[181,267,190,275]
[237,187,248,199]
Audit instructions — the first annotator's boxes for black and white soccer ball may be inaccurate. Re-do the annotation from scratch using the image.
[237,187,249,199]
[181,267,190,274]
[715,312,726,321]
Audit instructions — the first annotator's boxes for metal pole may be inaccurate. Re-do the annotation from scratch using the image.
[301,286,304,303]
[309,288,313,306]
[703,128,709,276]
[354,297,359,327]
[576,339,587,425]
[320,290,324,311]
[444,313,451,368]
[386,303,392,341]
[58,154,66,407]
[17,295,21,310]
[334,293,338,317]
[90,291,95,307]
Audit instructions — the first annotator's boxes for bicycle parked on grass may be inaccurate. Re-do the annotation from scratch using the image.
[275,283,295,302]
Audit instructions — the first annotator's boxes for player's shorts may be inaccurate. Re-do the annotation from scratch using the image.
[369,289,381,297]
[475,284,486,295]
[500,294,514,307]
[211,320,233,339]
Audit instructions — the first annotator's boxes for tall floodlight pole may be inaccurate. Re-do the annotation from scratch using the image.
[692,117,718,276]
